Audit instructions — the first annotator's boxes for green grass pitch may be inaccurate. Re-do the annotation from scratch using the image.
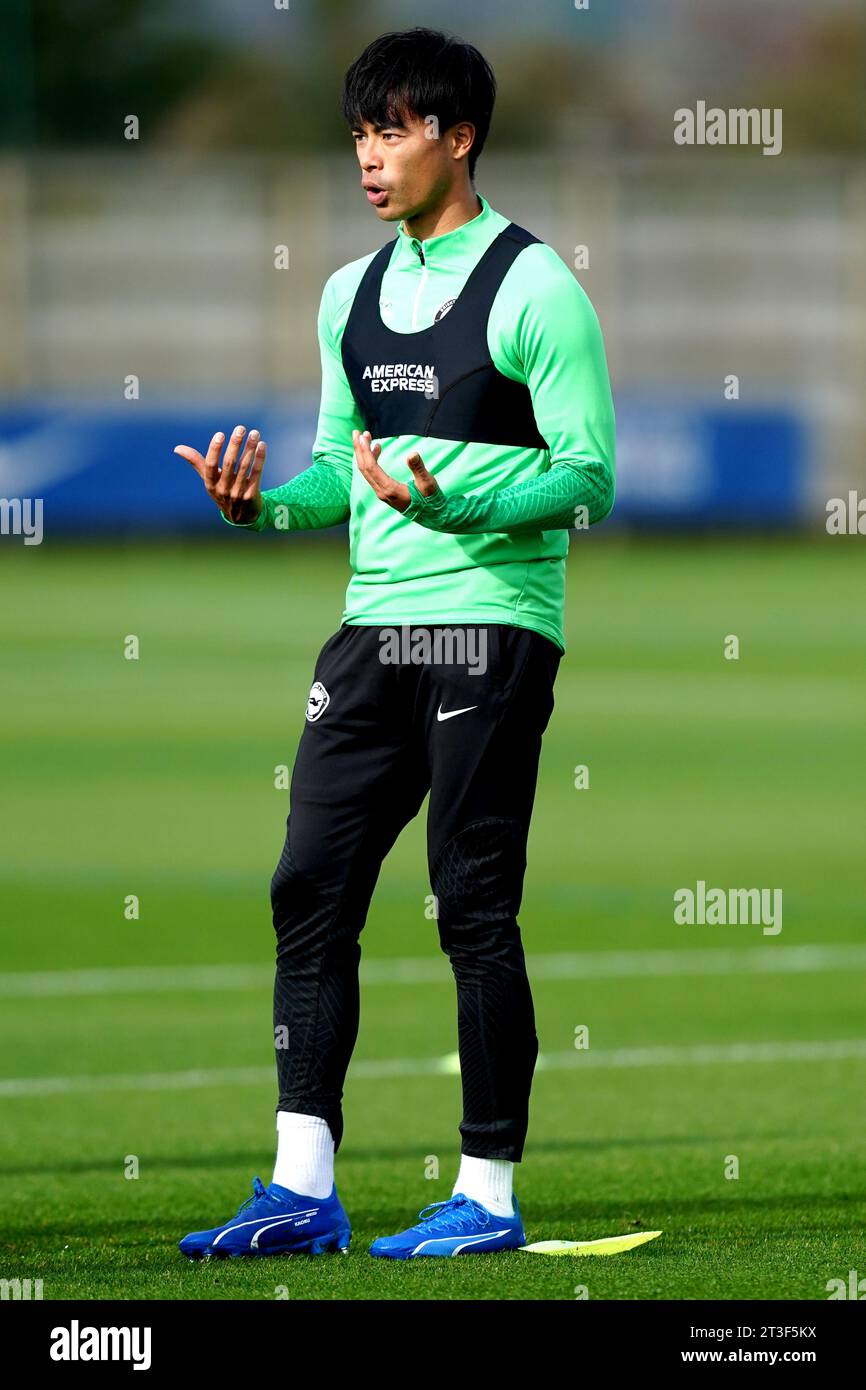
[1,533,864,1300]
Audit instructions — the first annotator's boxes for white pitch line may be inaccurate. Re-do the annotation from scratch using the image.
[0,964,273,999]
[1,1038,865,1099]
[0,944,864,999]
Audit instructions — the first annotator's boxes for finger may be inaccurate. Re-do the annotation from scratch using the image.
[218,424,247,492]
[353,430,410,511]
[353,429,388,493]
[351,428,361,463]
[173,445,207,480]
[242,439,266,497]
[352,428,375,481]
[353,427,374,465]
[406,450,438,497]
[231,429,260,496]
[203,431,225,487]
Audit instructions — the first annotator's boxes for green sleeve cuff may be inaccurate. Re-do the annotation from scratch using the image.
[403,480,448,525]
[221,497,270,532]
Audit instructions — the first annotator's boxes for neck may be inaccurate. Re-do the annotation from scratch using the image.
[402,185,482,243]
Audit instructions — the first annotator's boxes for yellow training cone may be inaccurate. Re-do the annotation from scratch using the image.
[520,1230,662,1256]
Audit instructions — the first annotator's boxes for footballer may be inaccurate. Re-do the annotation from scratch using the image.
[174,26,615,1260]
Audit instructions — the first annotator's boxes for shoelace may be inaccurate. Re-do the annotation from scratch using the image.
[234,1176,274,1218]
[413,1194,492,1234]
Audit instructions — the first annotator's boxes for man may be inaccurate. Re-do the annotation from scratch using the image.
[175,26,615,1261]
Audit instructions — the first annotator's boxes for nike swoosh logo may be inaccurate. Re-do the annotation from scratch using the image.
[436,704,478,722]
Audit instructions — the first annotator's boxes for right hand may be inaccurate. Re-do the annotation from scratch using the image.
[174,425,267,525]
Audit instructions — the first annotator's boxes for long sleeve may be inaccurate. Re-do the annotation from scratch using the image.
[402,456,612,534]
[403,244,615,535]
[224,460,352,532]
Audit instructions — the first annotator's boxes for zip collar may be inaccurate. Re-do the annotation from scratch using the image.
[397,193,491,265]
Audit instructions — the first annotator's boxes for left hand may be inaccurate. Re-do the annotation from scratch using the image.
[352,429,440,512]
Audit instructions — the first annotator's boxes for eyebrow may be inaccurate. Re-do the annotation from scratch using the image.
[351,118,410,133]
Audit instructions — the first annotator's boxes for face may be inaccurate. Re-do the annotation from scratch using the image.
[351,112,474,224]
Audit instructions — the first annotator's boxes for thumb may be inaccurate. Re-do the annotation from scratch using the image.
[173,445,206,475]
[407,450,439,497]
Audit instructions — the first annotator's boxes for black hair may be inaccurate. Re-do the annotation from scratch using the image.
[341,27,496,180]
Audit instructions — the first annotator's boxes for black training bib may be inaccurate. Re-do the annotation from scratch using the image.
[340,223,549,450]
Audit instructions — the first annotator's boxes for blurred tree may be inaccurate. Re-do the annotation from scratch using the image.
[0,0,862,156]
[757,12,866,154]
[0,0,224,147]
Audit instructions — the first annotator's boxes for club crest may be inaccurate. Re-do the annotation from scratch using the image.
[305,681,330,722]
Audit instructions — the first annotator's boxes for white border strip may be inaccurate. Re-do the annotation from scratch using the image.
[1,944,864,998]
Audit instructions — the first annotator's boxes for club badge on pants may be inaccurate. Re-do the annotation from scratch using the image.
[305,681,330,722]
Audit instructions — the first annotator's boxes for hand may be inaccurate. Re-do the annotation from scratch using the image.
[174,425,267,525]
[352,429,439,512]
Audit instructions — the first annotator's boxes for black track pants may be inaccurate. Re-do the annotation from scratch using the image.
[269,622,561,1161]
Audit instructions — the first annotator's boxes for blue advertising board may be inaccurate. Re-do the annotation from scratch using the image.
[0,393,808,536]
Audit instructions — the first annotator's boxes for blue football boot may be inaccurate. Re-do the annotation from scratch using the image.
[179,1176,351,1259]
[369,1191,525,1259]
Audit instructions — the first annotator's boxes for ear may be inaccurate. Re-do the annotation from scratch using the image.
[450,121,476,164]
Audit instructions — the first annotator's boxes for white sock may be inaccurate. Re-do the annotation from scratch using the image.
[452,1154,514,1217]
[271,1112,335,1198]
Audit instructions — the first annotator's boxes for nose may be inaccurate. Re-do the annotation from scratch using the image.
[359,134,384,170]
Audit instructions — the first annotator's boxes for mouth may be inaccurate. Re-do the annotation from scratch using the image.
[363,183,389,207]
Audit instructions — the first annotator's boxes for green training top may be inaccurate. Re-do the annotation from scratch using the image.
[226,193,616,651]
